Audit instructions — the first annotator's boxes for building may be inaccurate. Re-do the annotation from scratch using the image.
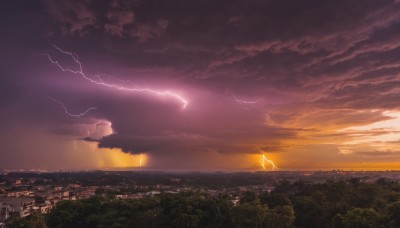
[0,202,12,222]
[0,197,35,218]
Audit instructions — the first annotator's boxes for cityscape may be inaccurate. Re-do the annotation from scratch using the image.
[2,0,400,227]
[2,170,400,227]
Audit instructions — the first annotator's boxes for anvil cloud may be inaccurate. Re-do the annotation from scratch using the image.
[1,0,400,170]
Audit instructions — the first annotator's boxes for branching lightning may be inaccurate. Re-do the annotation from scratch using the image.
[261,154,278,171]
[225,89,264,105]
[46,45,188,108]
[50,97,97,118]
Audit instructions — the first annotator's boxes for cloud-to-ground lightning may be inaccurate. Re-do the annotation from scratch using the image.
[46,45,188,108]
[139,154,143,167]
[261,154,278,171]
[50,97,97,118]
[74,139,78,152]
[225,89,264,105]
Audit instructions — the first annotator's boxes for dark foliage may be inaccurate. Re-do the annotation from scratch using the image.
[9,179,400,228]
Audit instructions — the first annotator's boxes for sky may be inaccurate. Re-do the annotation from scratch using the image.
[1,0,400,171]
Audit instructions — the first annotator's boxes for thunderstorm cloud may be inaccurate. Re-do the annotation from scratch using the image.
[1,0,400,170]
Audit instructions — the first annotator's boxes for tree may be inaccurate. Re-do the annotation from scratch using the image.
[240,191,258,204]
[323,181,351,215]
[350,184,380,208]
[259,191,269,206]
[171,206,201,228]
[265,193,292,208]
[264,205,295,228]
[273,180,293,194]
[294,191,330,228]
[385,201,400,228]
[329,214,345,228]
[8,213,47,228]
[230,204,266,228]
[341,208,381,228]
[161,192,227,227]
[46,197,105,228]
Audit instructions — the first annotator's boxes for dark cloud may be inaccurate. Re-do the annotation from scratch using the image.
[131,19,169,42]
[1,0,400,169]
[42,0,97,36]
[104,9,135,37]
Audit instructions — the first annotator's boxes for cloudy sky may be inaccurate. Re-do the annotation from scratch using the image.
[1,0,400,171]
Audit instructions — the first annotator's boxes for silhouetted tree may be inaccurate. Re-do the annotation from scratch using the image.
[8,213,47,228]
[230,203,266,228]
[266,193,292,208]
[341,208,382,228]
[264,205,295,228]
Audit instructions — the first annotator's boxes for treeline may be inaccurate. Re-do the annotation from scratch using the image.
[2,171,277,188]
[8,178,400,227]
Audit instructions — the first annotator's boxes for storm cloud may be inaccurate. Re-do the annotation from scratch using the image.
[1,0,400,170]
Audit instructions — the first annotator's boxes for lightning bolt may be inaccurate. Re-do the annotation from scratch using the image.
[225,89,264,105]
[261,154,278,171]
[50,97,97,118]
[86,121,100,137]
[85,120,113,138]
[139,154,143,167]
[87,127,96,137]
[74,139,78,152]
[46,45,188,108]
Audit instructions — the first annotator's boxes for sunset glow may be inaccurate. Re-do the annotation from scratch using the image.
[2,0,400,171]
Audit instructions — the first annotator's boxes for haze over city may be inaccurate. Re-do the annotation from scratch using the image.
[2,0,400,171]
